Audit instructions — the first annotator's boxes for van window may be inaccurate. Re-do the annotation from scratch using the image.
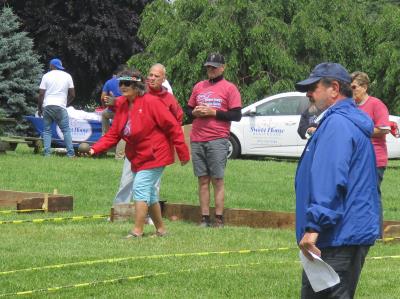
[256,96,309,116]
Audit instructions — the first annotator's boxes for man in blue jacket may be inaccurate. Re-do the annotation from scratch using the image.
[295,62,380,298]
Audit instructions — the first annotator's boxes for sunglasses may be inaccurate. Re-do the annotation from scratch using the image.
[119,80,133,87]
[307,82,319,92]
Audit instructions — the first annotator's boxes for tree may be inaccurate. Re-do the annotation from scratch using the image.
[1,0,150,105]
[129,0,305,109]
[0,7,43,134]
[289,0,400,113]
[363,4,400,113]
[289,0,369,77]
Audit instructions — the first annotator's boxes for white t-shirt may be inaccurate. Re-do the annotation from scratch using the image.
[162,80,173,94]
[39,70,74,108]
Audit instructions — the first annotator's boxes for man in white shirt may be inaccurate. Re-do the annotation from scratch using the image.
[38,58,75,157]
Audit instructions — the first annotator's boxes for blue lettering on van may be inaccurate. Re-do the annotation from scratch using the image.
[250,127,284,135]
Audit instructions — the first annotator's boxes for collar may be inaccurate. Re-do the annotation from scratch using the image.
[209,75,224,83]
[356,95,369,106]
[148,85,167,95]
[315,109,328,124]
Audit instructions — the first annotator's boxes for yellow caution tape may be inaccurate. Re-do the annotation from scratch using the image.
[2,255,398,298]
[0,214,108,225]
[0,247,398,297]
[0,209,45,214]
[0,247,295,276]
[0,262,265,297]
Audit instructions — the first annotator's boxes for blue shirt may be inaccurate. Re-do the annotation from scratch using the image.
[102,77,122,97]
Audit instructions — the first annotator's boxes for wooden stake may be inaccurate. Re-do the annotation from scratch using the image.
[42,193,49,212]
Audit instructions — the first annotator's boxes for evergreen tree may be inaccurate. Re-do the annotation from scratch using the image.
[2,0,150,106]
[0,7,43,134]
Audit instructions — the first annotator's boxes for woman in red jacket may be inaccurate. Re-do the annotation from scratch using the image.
[90,70,190,238]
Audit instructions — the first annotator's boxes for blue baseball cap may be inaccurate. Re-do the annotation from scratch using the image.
[295,62,351,92]
[50,58,64,70]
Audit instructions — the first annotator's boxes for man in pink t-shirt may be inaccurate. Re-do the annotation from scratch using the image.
[186,53,242,228]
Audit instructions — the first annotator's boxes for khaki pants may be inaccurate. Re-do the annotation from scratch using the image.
[115,139,126,160]
[102,109,125,159]
[101,109,114,135]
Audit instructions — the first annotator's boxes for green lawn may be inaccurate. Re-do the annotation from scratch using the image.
[0,146,399,298]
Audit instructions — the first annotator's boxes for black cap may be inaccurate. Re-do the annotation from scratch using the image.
[295,62,351,92]
[204,53,225,67]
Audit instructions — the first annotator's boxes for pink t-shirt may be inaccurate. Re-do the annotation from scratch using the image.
[188,79,242,142]
[358,96,390,167]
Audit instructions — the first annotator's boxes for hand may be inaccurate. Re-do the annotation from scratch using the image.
[192,105,216,118]
[192,106,203,118]
[180,160,189,166]
[299,231,321,261]
[104,92,116,106]
[306,127,316,135]
[78,148,93,157]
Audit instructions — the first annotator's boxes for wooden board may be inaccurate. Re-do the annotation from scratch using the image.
[17,196,73,212]
[384,224,400,238]
[0,190,73,212]
[0,190,47,207]
[162,203,296,229]
[110,204,135,222]
[111,202,400,231]
[111,202,295,229]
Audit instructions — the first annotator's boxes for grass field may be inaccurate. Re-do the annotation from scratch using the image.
[0,146,399,298]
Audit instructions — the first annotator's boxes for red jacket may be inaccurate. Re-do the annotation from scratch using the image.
[92,94,190,172]
[148,86,183,124]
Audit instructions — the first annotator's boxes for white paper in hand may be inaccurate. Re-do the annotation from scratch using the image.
[299,250,340,292]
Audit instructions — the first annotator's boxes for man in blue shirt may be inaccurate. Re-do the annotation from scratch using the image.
[295,62,380,298]
[101,66,125,134]
[101,65,126,159]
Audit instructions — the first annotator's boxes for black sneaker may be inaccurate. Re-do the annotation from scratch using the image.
[214,216,224,228]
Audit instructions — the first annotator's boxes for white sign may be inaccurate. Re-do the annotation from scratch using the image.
[56,119,92,142]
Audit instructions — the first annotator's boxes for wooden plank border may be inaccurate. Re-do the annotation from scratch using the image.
[111,202,400,233]
[0,190,73,212]
[162,203,295,229]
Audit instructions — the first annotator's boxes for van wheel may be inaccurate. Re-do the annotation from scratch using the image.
[228,135,240,159]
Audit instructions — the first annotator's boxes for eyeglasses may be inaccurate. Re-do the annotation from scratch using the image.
[119,81,132,87]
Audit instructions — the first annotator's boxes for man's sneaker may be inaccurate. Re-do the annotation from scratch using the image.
[214,217,224,228]
[199,216,211,228]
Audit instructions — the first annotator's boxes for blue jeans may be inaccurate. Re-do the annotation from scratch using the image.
[43,105,75,157]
